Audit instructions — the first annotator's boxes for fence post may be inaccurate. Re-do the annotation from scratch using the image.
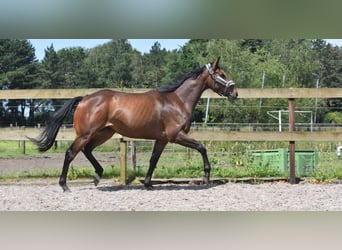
[289,98,296,184]
[131,141,136,172]
[120,138,127,185]
[20,140,26,154]
[21,127,26,154]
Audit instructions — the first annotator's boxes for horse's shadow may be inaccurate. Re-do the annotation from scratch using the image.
[96,183,220,192]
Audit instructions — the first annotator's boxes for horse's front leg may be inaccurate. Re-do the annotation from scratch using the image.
[144,140,167,188]
[174,131,211,185]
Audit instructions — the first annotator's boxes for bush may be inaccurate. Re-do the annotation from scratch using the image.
[324,112,342,123]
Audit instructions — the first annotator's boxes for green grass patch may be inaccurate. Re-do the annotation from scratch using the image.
[311,153,342,182]
[0,169,61,180]
[0,139,120,158]
[1,140,342,182]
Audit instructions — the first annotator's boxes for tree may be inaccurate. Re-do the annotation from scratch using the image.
[143,41,168,87]
[41,44,63,88]
[86,39,134,88]
[240,39,265,53]
[180,39,209,70]
[312,39,342,116]
[57,47,87,88]
[2,38,339,127]
[0,39,39,126]
[313,40,342,88]
[0,39,38,89]
[161,49,183,87]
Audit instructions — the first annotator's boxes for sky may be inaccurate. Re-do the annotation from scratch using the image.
[29,39,342,62]
[29,39,190,61]
[324,39,342,47]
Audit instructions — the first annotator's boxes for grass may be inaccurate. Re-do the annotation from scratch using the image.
[1,140,342,183]
[0,164,284,181]
[0,139,121,158]
[311,152,342,182]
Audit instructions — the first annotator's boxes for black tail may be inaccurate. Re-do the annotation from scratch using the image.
[28,96,83,152]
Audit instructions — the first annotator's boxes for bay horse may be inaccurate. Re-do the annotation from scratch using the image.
[29,57,238,192]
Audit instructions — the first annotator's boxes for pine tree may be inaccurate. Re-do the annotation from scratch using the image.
[41,44,63,88]
[0,39,39,126]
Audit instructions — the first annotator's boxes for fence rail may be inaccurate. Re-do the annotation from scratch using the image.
[1,87,342,99]
[1,127,342,142]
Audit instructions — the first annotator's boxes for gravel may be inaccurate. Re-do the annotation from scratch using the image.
[1,153,341,211]
[1,178,342,211]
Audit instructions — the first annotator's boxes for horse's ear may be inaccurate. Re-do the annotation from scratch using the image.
[211,56,221,70]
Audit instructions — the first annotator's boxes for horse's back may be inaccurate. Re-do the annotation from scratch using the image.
[74,89,166,136]
[82,88,160,101]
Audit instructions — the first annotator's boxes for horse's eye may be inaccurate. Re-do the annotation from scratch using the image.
[220,74,226,79]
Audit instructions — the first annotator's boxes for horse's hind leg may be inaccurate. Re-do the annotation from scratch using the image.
[59,136,88,192]
[82,127,115,186]
[82,148,103,186]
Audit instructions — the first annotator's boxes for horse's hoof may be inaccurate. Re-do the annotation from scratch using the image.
[93,174,101,186]
[144,182,153,190]
[62,185,71,192]
[59,181,71,192]
[202,177,210,185]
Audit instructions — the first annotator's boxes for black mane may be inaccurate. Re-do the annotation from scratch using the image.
[156,66,205,93]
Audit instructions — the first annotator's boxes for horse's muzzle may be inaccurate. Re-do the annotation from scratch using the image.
[228,91,238,101]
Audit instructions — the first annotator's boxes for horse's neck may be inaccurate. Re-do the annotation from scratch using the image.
[174,77,207,112]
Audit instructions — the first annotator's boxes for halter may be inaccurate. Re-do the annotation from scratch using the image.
[206,63,235,97]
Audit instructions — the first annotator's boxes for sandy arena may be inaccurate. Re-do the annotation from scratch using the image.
[1,153,342,211]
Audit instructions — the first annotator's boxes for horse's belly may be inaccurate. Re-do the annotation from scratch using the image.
[114,124,166,140]
[110,117,167,140]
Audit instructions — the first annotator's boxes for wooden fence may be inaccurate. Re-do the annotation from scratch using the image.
[1,87,342,184]
[1,87,342,99]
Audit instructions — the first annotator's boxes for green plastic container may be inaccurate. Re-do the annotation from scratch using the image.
[251,148,318,175]
[251,148,288,172]
[288,149,318,176]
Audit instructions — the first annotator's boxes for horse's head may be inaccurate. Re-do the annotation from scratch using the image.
[205,57,238,101]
